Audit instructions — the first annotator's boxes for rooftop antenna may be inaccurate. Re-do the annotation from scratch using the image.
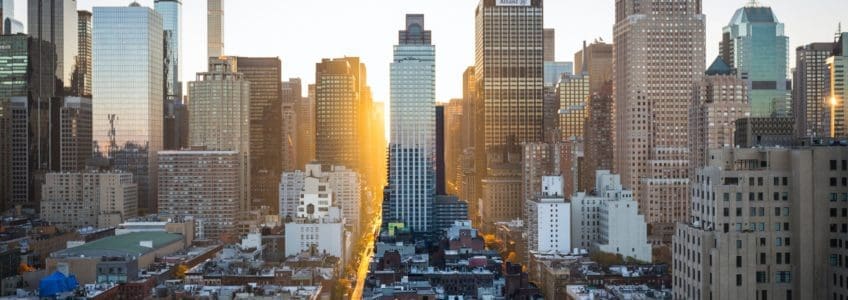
[746,0,761,7]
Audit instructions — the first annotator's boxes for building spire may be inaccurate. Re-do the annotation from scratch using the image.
[746,0,761,7]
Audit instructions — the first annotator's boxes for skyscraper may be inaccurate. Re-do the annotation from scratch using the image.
[28,0,79,90]
[444,99,463,195]
[475,0,544,149]
[92,3,164,213]
[0,35,57,208]
[543,28,555,62]
[296,84,316,169]
[793,43,834,139]
[557,73,590,141]
[315,57,367,169]
[232,56,282,210]
[613,0,705,227]
[688,57,750,183]
[59,96,92,172]
[281,78,302,172]
[721,4,790,117]
[207,0,224,58]
[573,40,613,95]
[581,82,613,192]
[71,10,91,97]
[155,0,186,150]
[384,14,436,232]
[827,32,848,138]
[188,57,251,210]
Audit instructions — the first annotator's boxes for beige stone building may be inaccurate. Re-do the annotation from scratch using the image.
[674,146,848,300]
[41,172,137,230]
[613,0,705,226]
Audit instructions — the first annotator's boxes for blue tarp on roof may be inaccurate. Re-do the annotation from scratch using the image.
[39,271,78,297]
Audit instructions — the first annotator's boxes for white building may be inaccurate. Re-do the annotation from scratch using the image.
[284,206,348,261]
[571,171,651,262]
[41,172,138,230]
[525,176,571,255]
[279,163,361,232]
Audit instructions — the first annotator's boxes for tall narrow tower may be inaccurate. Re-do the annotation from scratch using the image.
[207,0,224,58]
[384,14,436,232]
[613,0,705,228]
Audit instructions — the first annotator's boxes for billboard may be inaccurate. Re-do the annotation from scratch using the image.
[496,0,530,6]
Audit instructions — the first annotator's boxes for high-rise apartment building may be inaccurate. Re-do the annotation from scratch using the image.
[689,58,750,181]
[281,78,302,172]
[794,43,834,139]
[475,0,544,149]
[28,0,78,90]
[721,4,790,117]
[557,73,590,141]
[826,33,848,138]
[71,10,91,97]
[315,57,367,169]
[296,85,316,169]
[674,147,848,300]
[59,96,92,172]
[232,56,282,210]
[155,0,186,151]
[188,57,251,210]
[207,0,223,58]
[41,172,137,230]
[384,14,437,232]
[581,82,613,192]
[613,0,705,227]
[574,41,613,94]
[0,35,57,207]
[158,151,240,240]
[92,3,164,213]
[445,99,463,195]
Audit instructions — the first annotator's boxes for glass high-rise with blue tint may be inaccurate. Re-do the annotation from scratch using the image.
[721,4,789,117]
[384,14,436,233]
[92,3,163,213]
[155,0,181,105]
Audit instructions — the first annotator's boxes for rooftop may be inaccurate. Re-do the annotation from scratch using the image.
[53,232,183,258]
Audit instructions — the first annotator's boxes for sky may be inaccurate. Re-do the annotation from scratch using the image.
[15,0,848,103]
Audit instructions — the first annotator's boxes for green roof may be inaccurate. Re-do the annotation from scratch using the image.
[56,232,183,258]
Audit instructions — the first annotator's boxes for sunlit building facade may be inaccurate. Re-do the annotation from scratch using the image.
[92,4,164,213]
[385,14,436,233]
[557,73,590,141]
[59,96,92,172]
[793,43,833,139]
[315,57,365,169]
[72,10,91,97]
[207,0,223,58]
[574,41,613,95]
[827,33,848,138]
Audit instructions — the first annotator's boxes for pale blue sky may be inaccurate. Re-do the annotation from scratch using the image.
[19,0,848,102]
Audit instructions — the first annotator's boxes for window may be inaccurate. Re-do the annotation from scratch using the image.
[737,274,743,286]
[760,253,767,264]
[724,207,730,217]
[724,193,730,201]
[777,253,783,264]
[832,178,838,186]
[737,208,743,216]
[776,207,782,216]
[757,271,767,283]
[785,253,791,264]
[776,238,783,246]
[773,177,779,185]
[785,238,790,246]
[737,256,743,267]
[776,271,791,283]
[737,239,743,249]
[737,193,743,201]
[832,160,838,170]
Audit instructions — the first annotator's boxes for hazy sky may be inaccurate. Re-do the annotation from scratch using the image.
[18,0,848,102]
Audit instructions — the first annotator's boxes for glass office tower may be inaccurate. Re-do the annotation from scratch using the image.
[384,14,436,232]
[28,0,78,90]
[721,4,790,117]
[92,3,164,213]
[155,0,185,150]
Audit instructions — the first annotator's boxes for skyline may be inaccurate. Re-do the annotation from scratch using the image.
[8,0,843,103]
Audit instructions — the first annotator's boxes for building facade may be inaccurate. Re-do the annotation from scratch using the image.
[188,56,251,210]
[28,0,78,89]
[155,0,185,151]
[794,43,834,139]
[92,3,164,213]
[384,14,437,232]
[59,96,92,172]
[581,82,613,192]
[613,0,705,227]
[315,57,367,169]
[574,41,613,94]
[673,147,848,300]
[827,33,848,138]
[41,172,137,230]
[557,73,590,141]
[721,4,790,117]
[525,176,571,255]
[571,171,651,262]
[734,117,795,148]
[206,0,223,58]
[0,35,57,207]
[157,151,241,240]
[475,0,544,149]
[72,10,91,97]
